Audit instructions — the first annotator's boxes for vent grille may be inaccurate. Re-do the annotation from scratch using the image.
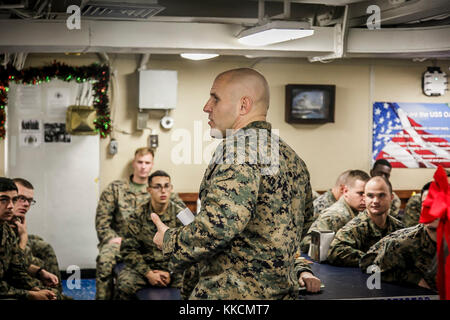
[81,1,164,20]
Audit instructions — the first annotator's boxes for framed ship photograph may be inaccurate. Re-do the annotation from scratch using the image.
[285,84,335,124]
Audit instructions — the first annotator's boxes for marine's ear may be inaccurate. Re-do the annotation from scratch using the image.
[239,96,253,115]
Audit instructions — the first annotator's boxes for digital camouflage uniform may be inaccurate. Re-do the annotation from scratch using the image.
[114,199,185,300]
[162,121,314,300]
[300,197,359,253]
[0,222,41,299]
[95,175,184,300]
[312,189,336,220]
[95,178,149,300]
[402,193,422,227]
[312,190,320,201]
[360,224,437,290]
[95,175,186,300]
[390,192,401,218]
[327,210,405,267]
[22,234,63,293]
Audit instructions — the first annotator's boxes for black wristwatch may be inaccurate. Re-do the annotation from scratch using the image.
[36,267,45,278]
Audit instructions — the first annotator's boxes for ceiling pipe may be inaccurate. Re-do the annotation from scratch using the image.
[271,0,292,20]
[308,4,349,62]
[258,0,265,24]
[138,53,150,71]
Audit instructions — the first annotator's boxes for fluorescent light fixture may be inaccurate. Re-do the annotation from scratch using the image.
[238,20,314,46]
[180,53,219,61]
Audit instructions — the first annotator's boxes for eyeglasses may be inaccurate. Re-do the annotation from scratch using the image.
[149,184,172,192]
[0,196,19,205]
[16,195,36,205]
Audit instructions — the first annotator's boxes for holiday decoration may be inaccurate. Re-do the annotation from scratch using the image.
[0,61,111,139]
[419,165,450,300]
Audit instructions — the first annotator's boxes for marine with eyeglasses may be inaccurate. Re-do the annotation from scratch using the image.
[95,147,185,300]
[0,177,59,300]
[114,170,186,300]
[9,178,64,295]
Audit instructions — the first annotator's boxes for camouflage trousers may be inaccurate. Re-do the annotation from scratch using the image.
[95,242,121,300]
[114,265,183,300]
[24,234,63,293]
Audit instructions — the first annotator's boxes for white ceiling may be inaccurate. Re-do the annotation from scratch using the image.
[0,0,449,61]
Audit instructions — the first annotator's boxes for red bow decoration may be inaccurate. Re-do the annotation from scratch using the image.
[419,165,450,300]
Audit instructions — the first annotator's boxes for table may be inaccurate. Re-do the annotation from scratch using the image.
[299,257,439,300]
[115,260,438,300]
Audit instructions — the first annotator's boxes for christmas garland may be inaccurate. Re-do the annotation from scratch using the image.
[0,61,111,139]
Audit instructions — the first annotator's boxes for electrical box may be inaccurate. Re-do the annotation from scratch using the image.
[139,70,178,110]
[423,67,448,96]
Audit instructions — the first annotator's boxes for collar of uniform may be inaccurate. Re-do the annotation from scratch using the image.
[326,189,337,202]
[127,174,148,194]
[225,121,272,139]
[362,210,391,235]
[242,121,271,131]
[147,200,174,223]
[339,197,359,218]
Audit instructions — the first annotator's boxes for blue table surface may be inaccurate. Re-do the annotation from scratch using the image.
[299,255,439,300]
[115,258,439,300]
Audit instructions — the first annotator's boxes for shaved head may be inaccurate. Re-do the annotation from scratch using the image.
[216,68,270,112]
[204,68,270,137]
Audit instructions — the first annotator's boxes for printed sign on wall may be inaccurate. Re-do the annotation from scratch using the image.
[372,102,450,168]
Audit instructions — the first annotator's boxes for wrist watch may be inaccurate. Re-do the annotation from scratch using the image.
[36,267,45,277]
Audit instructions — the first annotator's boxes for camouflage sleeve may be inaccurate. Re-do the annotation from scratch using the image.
[301,179,314,241]
[402,195,421,227]
[327,226,364,267]
[162,163,260,272]
[0,245,34,299]
[293,258,313,279]
[360,238,422,285]
[95,183,119,245]
[120,212,150,278]
[170,193,187,209]
[0,279,29,299]
[22,245,33,268]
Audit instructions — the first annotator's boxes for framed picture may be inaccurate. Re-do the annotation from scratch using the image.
[285,84,335,124]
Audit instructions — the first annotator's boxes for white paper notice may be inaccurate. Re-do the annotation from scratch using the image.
[47,87,70,116]
[16,86,41,112]
[19,119,42,147]
[177,207,195,226]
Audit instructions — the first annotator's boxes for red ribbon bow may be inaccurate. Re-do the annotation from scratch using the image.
[419,165,450,300]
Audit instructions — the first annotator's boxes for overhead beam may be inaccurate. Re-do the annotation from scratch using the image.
[0,19,334,56]
[0,19,449,59]
[347,25,450,54]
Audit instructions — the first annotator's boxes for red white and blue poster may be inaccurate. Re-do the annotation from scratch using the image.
[372,102,450,168]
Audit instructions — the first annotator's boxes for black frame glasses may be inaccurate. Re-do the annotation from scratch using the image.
[149,184,173,192]
[16,195,36,205]
[0,196,19,205]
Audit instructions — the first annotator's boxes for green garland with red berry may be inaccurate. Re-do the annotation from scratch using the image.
[0,61,111,139]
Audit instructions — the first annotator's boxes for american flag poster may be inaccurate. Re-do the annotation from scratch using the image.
[372,102,450,168]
